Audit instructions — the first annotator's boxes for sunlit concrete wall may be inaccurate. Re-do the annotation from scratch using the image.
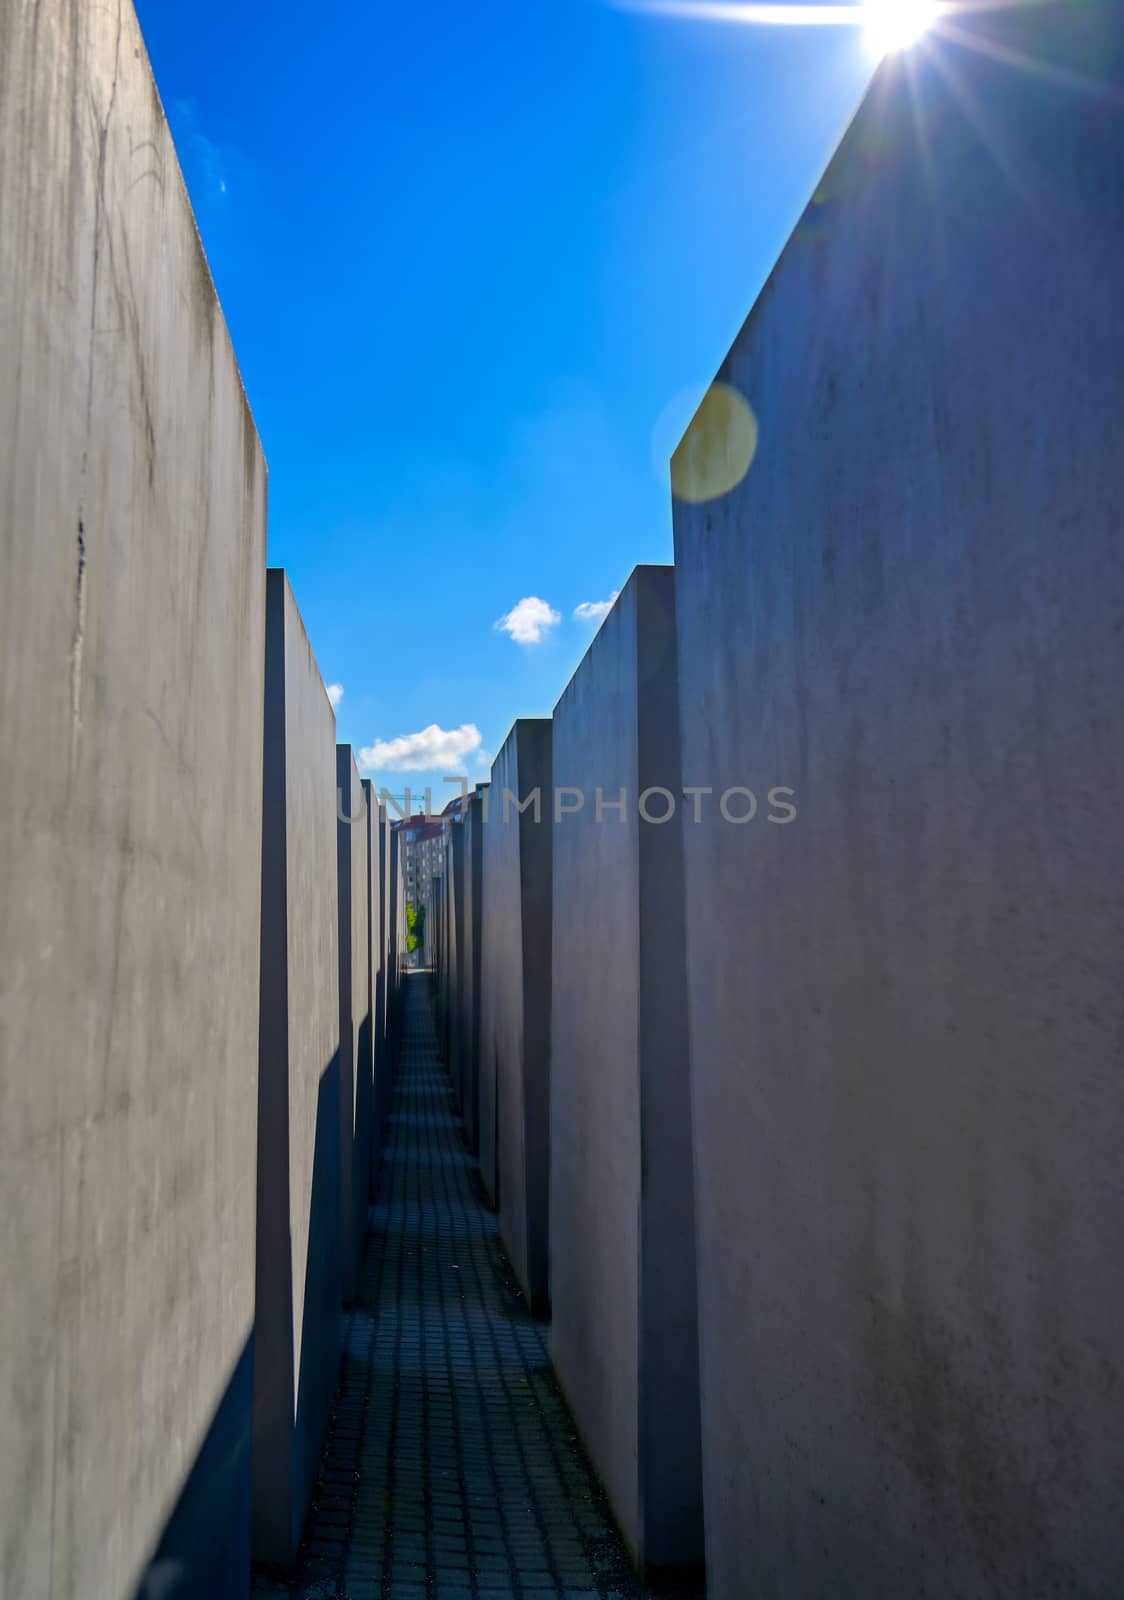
[0,2,266,1595]
[672,6,1124,1595]
[254,572,342,1567]
[479,722,553,1313]
[460,789,487,1155]
[336,748,371,1304]
[550,568,702,1576]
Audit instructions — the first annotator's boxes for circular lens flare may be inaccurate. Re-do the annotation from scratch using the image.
[863,0,937,56]
[671,383,758,505]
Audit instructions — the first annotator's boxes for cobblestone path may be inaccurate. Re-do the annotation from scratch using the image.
[255,972,703,1600]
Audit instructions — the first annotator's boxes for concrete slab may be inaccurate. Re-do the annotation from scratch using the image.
[479,721,553,1314]
[460,789,487,1155]
[377,799,392,1149]
[388,825,403,1057]
[336,748,371,1305]
[550,567,702,1575]
[446,823,466,1110]
[379,803,391,1096]
[671,7,1124,1595]
[253,572,342,1567]
[433,870,446,1020]
[434,859,448,1054]
[0,4,266,1594]
[362,781,389,1189]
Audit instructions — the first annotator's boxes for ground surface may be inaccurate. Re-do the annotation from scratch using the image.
[255,974,704,1600]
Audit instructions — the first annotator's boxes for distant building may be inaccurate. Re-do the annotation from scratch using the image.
[391,791,481,963]
[393,795,474,910]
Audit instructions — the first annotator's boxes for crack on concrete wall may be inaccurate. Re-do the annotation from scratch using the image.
[68,520,87,783]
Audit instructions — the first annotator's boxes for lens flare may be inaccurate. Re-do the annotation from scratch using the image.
[671,383,759,504]
[862,0,938,56]
[612,0,941,55]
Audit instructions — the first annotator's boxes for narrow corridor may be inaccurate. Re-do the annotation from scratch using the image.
[255,972,702,1600]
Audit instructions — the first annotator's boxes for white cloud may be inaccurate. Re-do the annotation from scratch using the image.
[573,592,619,623]
[326,683,344,708]
[358,722,483,773]
[494,596,561,646]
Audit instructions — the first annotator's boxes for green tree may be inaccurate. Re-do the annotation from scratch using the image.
[405,902,426,956]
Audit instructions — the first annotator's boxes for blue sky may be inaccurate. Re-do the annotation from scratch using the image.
[136,0,875,804]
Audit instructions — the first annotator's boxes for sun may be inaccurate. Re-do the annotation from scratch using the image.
[613,0,943,58]
[862,0,938,56]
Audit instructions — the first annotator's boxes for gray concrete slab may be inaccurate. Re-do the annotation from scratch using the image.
[372,796,392,1164]
[479,721,553,1314]
[550,567,702,1576]
[460,788,488,1155]
[336,748,371,1306]
[253,572,342,1567]
[433,870,446,1030]
[671,7,1124,1595]
[387,825,403,1056]
[0,3,266,1594]
[361,781,389,1190]
[380,805,392,1064]
[434,859,447,1051]
[446,822,466,1110]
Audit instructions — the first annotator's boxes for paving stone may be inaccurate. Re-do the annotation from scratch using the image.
[253,976,701,1600]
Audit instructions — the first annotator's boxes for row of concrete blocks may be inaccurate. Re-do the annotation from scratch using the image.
[431,5,1124,1593]
[432,569,703,1584]
[254,570,406,1571]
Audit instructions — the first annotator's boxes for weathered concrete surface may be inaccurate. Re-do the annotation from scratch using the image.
[361,781,388,1190]
[336,748,371,1305]
[0,4,266,1596]
[479,721,553,1314]
[460,788,488,1155]
[550,568,702,1575]
[253,573,341,1567]
[672,7,1124,1596]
